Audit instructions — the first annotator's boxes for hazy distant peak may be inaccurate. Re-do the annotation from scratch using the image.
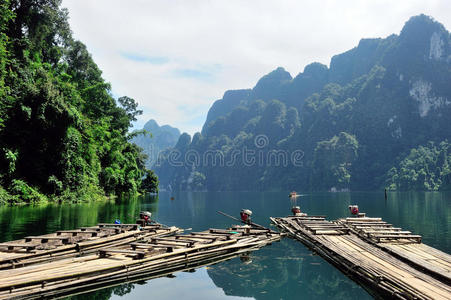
[255,67,292,87]
[251,67,292,101]
[223,89,252,100]
[175,132,191,150]
[302,62,328,77]
[401,14,445,36]
[132,119,181,168]
[399,14,449,46]
[143,119,180,135]
[143,119,159,131]
[397,14,450,63]
[357,38,383,49]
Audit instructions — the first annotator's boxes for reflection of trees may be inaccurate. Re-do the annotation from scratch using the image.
[64,283,135,300]
[207,240,370,300]
[0,195,159,242]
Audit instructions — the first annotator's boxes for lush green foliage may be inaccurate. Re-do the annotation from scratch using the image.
[386,141,451,191]
[0,0,152,204]
[312,132,359,191]
[141,169,159,193]
[155,14,451,191]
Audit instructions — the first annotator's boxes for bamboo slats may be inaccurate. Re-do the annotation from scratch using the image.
[337,216,451,283]
[338,217,422,243]
[0,223,181,270]
[271,215,451,299]
[0,224,281,299]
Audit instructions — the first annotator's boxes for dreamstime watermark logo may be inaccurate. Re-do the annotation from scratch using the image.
[151,134,304,168]
[254,134,269,148]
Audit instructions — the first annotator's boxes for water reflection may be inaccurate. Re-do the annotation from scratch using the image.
[0,194,160,242]
[0,191,449,299]
[207,239,371,300]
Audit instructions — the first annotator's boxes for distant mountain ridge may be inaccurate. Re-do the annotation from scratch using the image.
[156,14,451,191]
[132,120,180,168]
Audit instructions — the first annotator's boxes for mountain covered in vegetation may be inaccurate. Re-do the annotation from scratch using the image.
[155,14,451,192]
[132,119,180,168]
[0,0,156,204]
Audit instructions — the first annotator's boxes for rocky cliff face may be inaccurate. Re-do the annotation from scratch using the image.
[155,14,451,191]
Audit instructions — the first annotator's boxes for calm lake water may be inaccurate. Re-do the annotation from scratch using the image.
[0,191,450,299]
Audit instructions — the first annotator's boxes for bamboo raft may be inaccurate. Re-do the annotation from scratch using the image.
[0,224,281,299]
[337,217,451,284]
[271,215,451,299]
[0,222,181,270]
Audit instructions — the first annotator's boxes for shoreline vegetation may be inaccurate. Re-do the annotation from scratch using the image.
[0,0,157,205]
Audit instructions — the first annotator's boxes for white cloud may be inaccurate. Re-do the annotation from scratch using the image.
[62,0,451,135]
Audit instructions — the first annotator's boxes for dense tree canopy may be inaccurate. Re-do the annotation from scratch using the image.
[386,141,451,191]
[0,0,155,204]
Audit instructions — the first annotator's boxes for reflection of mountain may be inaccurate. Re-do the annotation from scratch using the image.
[207,240,371,300]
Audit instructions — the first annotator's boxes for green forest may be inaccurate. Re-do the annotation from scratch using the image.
[1,1,449,203]
[0,0,157,204]
[155,15,451,192]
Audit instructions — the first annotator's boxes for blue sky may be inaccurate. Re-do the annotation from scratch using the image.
[120,53,170,65]
[62,0,451,135]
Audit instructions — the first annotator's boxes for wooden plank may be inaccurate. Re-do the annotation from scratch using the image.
[25,236,71,244]
[371,234,421,239]
[0,243,38,251]
[98,249,146,259]
[351,224,393,227]
[57,230,98,237]
[184,235,222,241]
[209,229,242,234]
[363,230,411,235]
[286,215,326,219]
[345,217,382,222]
[80,227,120,233]
[313,230,345,235]
[190,232,238,239]
[149,238,193,247]
[98,223,139,230]
[355,226,400,230]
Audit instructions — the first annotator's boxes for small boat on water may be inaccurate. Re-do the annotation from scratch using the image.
[289,191,297,198]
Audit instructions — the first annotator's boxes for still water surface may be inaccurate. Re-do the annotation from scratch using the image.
[0,191,449,299]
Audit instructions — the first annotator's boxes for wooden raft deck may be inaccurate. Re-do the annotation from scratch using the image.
[337,217,451,284]
[0,225,281,299]
[271,216,451,299]
[0,223,181,270]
